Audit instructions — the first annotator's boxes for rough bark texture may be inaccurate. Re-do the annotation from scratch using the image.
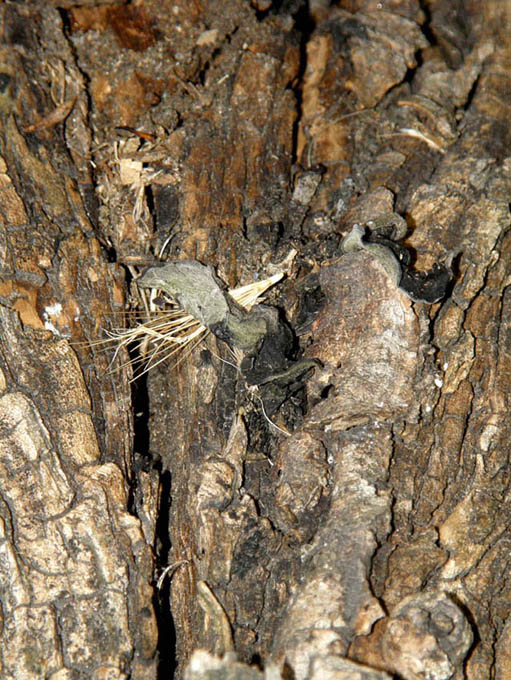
[0,1,510,679]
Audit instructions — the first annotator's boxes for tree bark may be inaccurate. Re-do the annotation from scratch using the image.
[0,1,510,679]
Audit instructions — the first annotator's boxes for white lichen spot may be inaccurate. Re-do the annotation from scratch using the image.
[434,377,444,388]
[443,362,449,371]
[43,302,70,338]
[45,302,63,317]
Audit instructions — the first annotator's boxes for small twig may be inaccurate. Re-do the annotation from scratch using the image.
[156,560,189,589]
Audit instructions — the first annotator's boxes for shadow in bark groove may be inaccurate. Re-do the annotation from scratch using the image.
[155,469,176,679]
[290,4,316,167]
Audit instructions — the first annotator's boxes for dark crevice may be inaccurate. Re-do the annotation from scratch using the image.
[56,7,73,34]
[131,371,150,461]
[57,6,102,237]
[254,0,308,22]
[320,384,333,399]
[105,245,118,263]
[288,3,316,166]
[155,470,176,679]
[417,0,437,48]
[115,258,175,674]
[118,255,175,675]
[126,351,150,518]
[402,63,419,86]
[127,364,176,677]
[460,71,481,112]
[145,183,156,225]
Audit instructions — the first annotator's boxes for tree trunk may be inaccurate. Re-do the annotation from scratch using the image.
[0,1,509,679]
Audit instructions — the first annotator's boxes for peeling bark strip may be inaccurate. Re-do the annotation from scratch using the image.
[267,252,417,676]
[268,248,474,678]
